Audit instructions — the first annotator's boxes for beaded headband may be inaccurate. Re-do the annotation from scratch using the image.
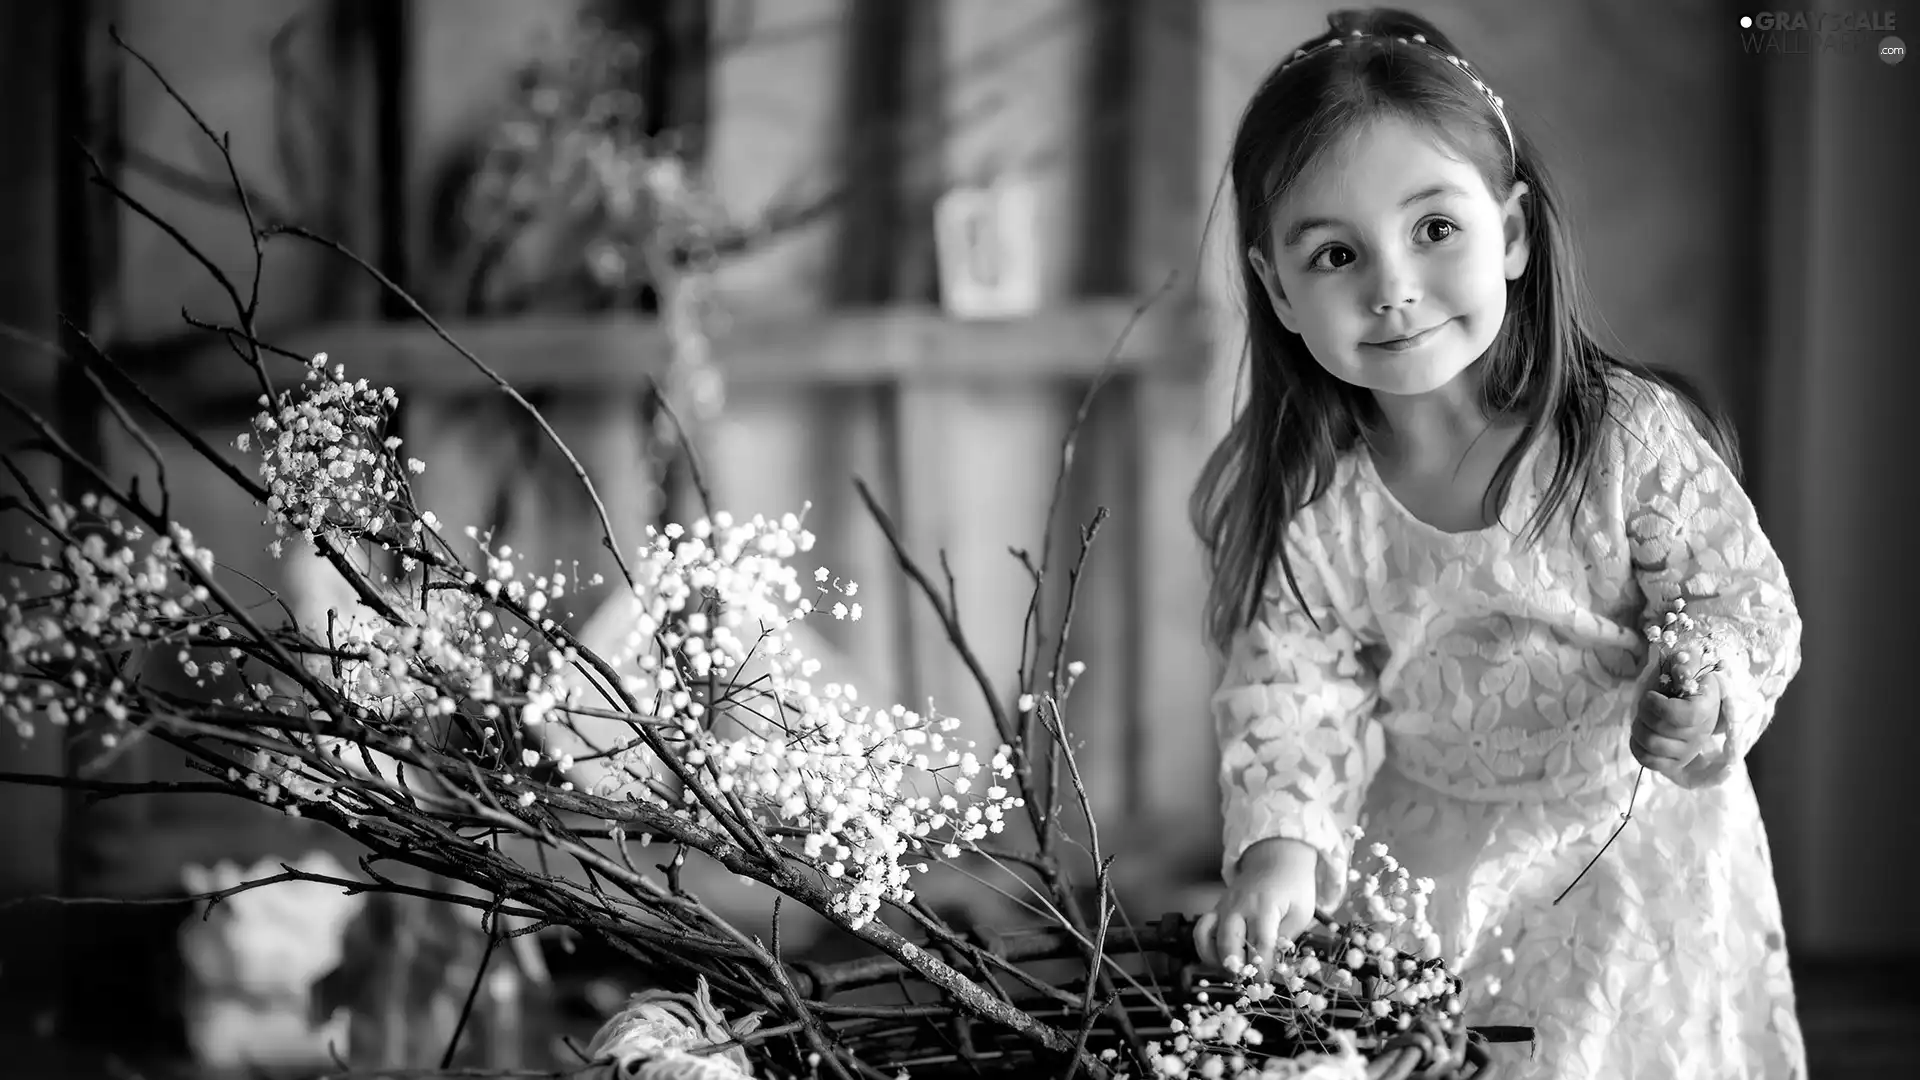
[1278,29,1516,170]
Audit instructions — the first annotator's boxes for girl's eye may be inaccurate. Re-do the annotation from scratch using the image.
[1308,245,1355,271]
[1420,218,1459,243]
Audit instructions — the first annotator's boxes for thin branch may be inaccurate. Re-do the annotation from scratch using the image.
[440,928,501,1069]
[263,224,637,593]
[851,478,1014,750]
[0,771,232,799]
[647,373,716,519]
[1019,274,1179,707]
[1553,766,1644,906]
[107,25,273,396]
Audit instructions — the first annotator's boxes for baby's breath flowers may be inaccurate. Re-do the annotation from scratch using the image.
[555,511,1023,928]
[1645,596,1738,699]
[247,351,424,552]
[1,492,219,743]
[1141,834,1463,1079]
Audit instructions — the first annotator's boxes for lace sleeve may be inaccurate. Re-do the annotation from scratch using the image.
[1214,513,1383,911]
[1618,381,1803,786]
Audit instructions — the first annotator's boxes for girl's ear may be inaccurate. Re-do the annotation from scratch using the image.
[1501,181,1532,281]
[1247,246,1300,333]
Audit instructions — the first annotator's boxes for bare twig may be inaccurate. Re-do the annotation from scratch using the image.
[0,771,231,799]
[108,26,274,394]
[440,927,501,1069]
[647,373,716,519]
[1018,271,1180,712]
[263,223,638,593]
[851,477,1016,752]
[1553,767,1644,906]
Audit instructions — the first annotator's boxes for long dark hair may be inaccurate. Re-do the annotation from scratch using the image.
[1191,7,1740,652]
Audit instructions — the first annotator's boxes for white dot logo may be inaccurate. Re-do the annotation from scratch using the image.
[1740,15,1753,28]
[1882,35,1907,64]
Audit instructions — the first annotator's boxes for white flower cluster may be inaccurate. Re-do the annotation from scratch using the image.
[1644,597,1732,698]
[1138,835,1461,1078]
[317,537,581,732]
[1,493,216,740]
[571,511,1022,928]
[1347,843,1444,970]
[245,353,425,550]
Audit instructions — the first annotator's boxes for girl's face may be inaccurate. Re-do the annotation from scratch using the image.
[1250,115,1530,400]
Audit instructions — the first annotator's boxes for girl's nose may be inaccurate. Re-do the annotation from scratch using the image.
[1369,257,1422,313]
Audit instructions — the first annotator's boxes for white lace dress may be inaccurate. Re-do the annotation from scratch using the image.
[1213,377,1806,1079]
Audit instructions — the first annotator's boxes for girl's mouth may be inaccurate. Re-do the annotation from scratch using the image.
[1365,319,1451,352]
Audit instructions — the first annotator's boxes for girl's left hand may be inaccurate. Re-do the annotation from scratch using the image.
[1630,672,1724,782]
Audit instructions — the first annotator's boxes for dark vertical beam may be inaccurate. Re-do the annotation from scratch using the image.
[53,7,109,459]
[1722,1,1772,802]
[321,0,390,320]
[53,0,120,1039]
[1079,0,1131,296]
[835,0,908,306]
[371,0,412,317]
[1726,0,1768,492]
[889,0,945,306]
[54,0,105,874]
[664,0,710,157]
[0,0,72,1030]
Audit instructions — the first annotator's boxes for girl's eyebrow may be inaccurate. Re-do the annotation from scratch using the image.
[1279,182,1469,249]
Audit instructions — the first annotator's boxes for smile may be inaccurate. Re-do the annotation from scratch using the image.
[1364,319,1451,352]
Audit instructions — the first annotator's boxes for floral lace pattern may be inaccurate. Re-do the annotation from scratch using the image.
[1213,377,1806,1078]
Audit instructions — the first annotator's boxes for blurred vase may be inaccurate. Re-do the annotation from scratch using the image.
[177,850,366,1070]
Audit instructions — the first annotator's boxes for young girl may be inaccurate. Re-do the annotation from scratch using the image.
[1188,9,1805,1078]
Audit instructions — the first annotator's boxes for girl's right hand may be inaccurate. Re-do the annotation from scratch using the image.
[1192,837,1319,979]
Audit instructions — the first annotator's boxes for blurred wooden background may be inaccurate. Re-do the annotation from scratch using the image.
[2,0,1917,1069]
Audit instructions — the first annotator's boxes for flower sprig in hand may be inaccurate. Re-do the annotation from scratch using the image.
[1630,598,1734,787]
[1557,596,1749,905]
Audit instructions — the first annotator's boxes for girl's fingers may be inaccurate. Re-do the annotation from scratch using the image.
[1192,911,1218,967]
[1631,728,1693,763]
[1634,750,1686,777]
[1247,904,1282,979]
[1654,712,1713,738]
[1644,693,1712,736]
[1217,911,1248,973]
